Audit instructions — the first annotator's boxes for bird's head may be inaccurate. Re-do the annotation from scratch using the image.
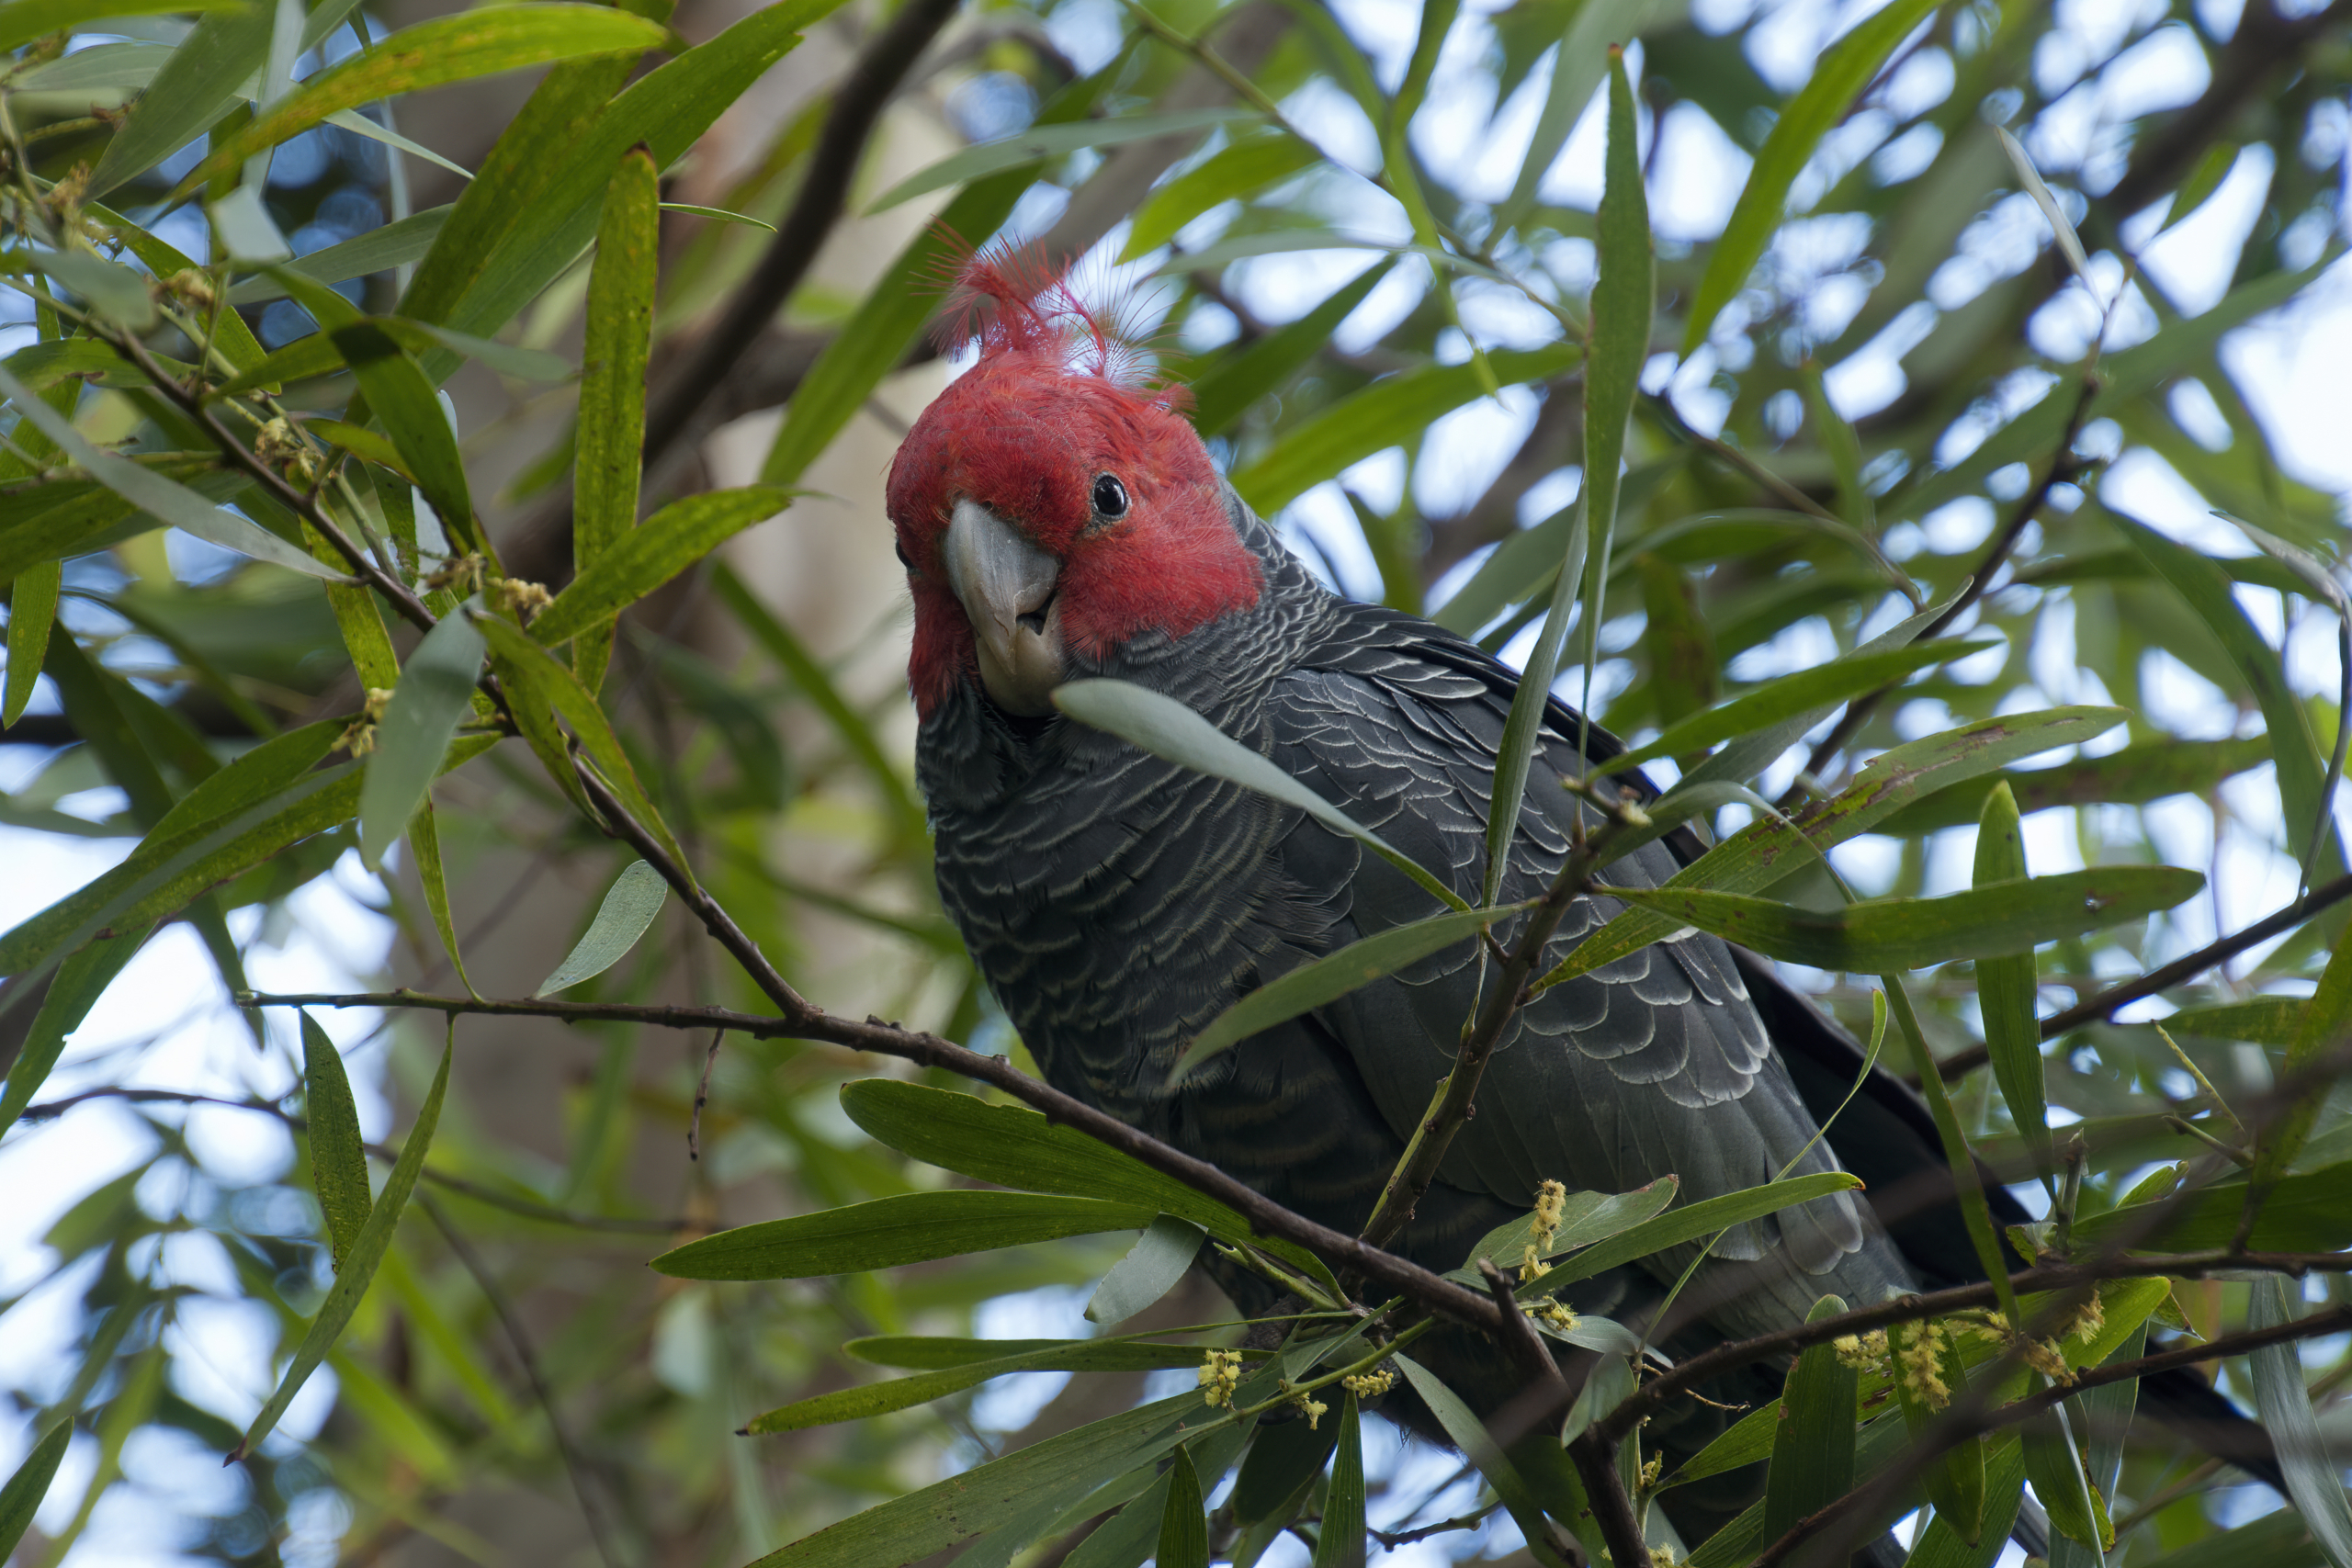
[886,246,1262,719]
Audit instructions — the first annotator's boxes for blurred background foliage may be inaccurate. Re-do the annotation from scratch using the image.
[0,0,2347,1562]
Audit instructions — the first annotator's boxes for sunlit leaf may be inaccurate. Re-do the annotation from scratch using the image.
[652,1191,1158,1280]
[300,1011,373,1270]
[536,860,667,997]
[1085,1215,1204,1326]
[0,1419,70,1560]
[526,487,798,650]
[1521,1171,1862,1292]
[356,600,485,871]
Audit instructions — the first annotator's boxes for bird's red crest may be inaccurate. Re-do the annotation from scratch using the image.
[928,233,1191,411]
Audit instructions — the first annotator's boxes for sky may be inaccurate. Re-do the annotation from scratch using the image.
[0,0,2347,1562]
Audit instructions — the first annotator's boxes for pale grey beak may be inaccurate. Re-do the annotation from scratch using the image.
[941,499,1065,717]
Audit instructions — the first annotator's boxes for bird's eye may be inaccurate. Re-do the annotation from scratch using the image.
[1091,474,1129,519]
[893,538,913,571]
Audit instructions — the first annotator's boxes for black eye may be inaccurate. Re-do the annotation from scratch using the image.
[1091,474,1129,519]
[894,537,912,570]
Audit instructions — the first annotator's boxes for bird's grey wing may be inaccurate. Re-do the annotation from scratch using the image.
[1266,607,1913,1337]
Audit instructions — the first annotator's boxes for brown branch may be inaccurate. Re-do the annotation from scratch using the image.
[634,0,963,479]
[1929,869,2352,1080]
[239,976,1520,1339]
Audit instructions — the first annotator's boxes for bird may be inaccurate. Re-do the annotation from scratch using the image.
[882,246,2277,1556]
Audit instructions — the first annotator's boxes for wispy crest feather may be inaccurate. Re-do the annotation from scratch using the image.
[930,231,1185,406]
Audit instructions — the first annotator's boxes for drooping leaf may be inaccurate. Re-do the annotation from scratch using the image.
[356,601,486,871]
[1085,1215,1204,1326]
[1159,1446,1212,1568]
[408,799,474,996]
[0,929,145,1143]
[1872,736,2272,836]
[526,487,798,650]
[300,1012,373,1270]
[838,1078,1342,1300]
[1393,1357,1571,1568]
[2022,1394,2110,1557]
[1187,260,1392,440]
[651,1191,1159,1281]
[1681,0,1942,351]
[867,108,1256,211]
[1763,1296,1857,1543]
[1123,132,1321,260]
[537,860,667,996]
[1453,1177,1679,1284]
[1521,1170,1862,1292]
[4,559,60,728]
[1311,1395,1363,1568]
[1054,679,1467,913]
[225,208,452,304]
[747,1334,1240,1435]
[571,146,660,692]
[1996,126,2092,288]
[1173,902,1529,1080]
[233,1032,453,1461]
[0,1418,71,1560]
[1894,1315,1986,1544]
[87,0,277,195]
[2250,1272,2352,1568]
[1973,782,2050,1181]
[1901,1438,2025,1568]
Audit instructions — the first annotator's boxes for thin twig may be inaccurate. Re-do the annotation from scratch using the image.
[688,1028,724,1162]
[417,1192,625,1568]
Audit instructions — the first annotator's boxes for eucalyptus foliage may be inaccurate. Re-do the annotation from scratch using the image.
[0,0,2348,1565]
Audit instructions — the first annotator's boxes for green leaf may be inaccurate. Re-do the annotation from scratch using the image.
[356,601,485,871]
[838,1078,1343,1301]
[1902,1438,2025,1568]
[572,146,660,694]
[88,0,276,195]
[537,860,666,997]
[1231,1416,1339,1526]
[1453,1177,1679,1283]
[2159,141,2238,235]
[1392,1357,1570,1568]
[0,929,144,1143]
[651,1191,1159,1281]
[300,1012,373,1270]
[1123,132,1320,260]
[2256,908,2352,1187]
[1537,707,2131,989]
[1680,0,1940,352]
[1611,867,2201,974]
[1227,345,1577,516]
[2166,996,2303,1047]
[233,1032,452,1461]
[2220,1288,2352,1568]
[1996,127,2092,288]
[1521,1170,1863,1293]
[408,799,474,997]
[1599,637,2002,779]
[473,615,694,878]
[1186,260,1393,440]
[0,1418,71,1561]
[1973,782,2049,1181]
[1874,736,2272,836]
[1160,1446,1212,1568]
[1172,902,1528,1081]
[1894,1317,1986,1543]
[324,321,476,550]
[1310,1395,1363,1568]
[4,559,59,728]
[0,362,344,580]
[184,6,668,196]
[526,487,798,650]
[867,108,1256,212]
[0,0,242,51]
[1053,678,1467,915]
[1494,0,1662,234]
[2022,1394,2109,1558]
[658,201,775,230]
[1664,1402,1778,1491]
[747,1334,1233,1435]
[1763,1296,1857,1543]
[1086,1215,1204,1326]
[2075,1158,2352,1252]
[25,250,155,331]
[224,208,452,305]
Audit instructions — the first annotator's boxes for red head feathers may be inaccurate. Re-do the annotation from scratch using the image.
[887,239,1262,718]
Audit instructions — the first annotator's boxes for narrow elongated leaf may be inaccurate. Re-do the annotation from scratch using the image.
[356,603,485,870]
[1600,637,2002,778]
[572,147,660,692]
[1894,1316,1985,1542]
[1188,260,1392,440]
[1453,1177,1679,1283]
[526,488,798,649]
[184,6,667,194]
[1521,1170,1863,1292]
[2052,1320,2144,1568]
[653,1192,1156,1281]
[1681,0,1940,351]
[2256,921,2352,1187]
[408,800,474,995]
[537,860,666,997]
[868,108,1255,211]
[1173,903,1529,1080]
[1764,1296,1857,1542]
[2167,997,2304,1045]
[233,1033,452,1461]
[1232,1416,1340,1526]
[1612,868,2201,974]
[2251,1274,2352,1568]
[88,0,276,195]
[1086,1216,1204,1326]
[2076,1158,2352,1251]
[1123,133,1320,260]
[749,1335,1235,1434]
[1311,1397,1363,1568]
[1996,127,2092,288]
[2023,1394,2109,1557]
[1160,1447,1212,1568]
[1054,679,1467,914]
[300,1012,372,1270]
[0,0,241,52]
[26,251,155,331]
[1393,1358,1570,1568]
[1538,708,2132,989]
[225,208,452,304]
[1227,345,1577,516]
[0,363,345,580]
[838,1078,1342,1299]
[1874,735,2272,836]
[1494,0,1662,232]
[1973,783,2049,1183]
[326,322,476,550]
[1902,1438,2025,1568]
[474,617,693,877]
[0,1419,70,1560]
[0,930,144,1142]
[4,559,59,728]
